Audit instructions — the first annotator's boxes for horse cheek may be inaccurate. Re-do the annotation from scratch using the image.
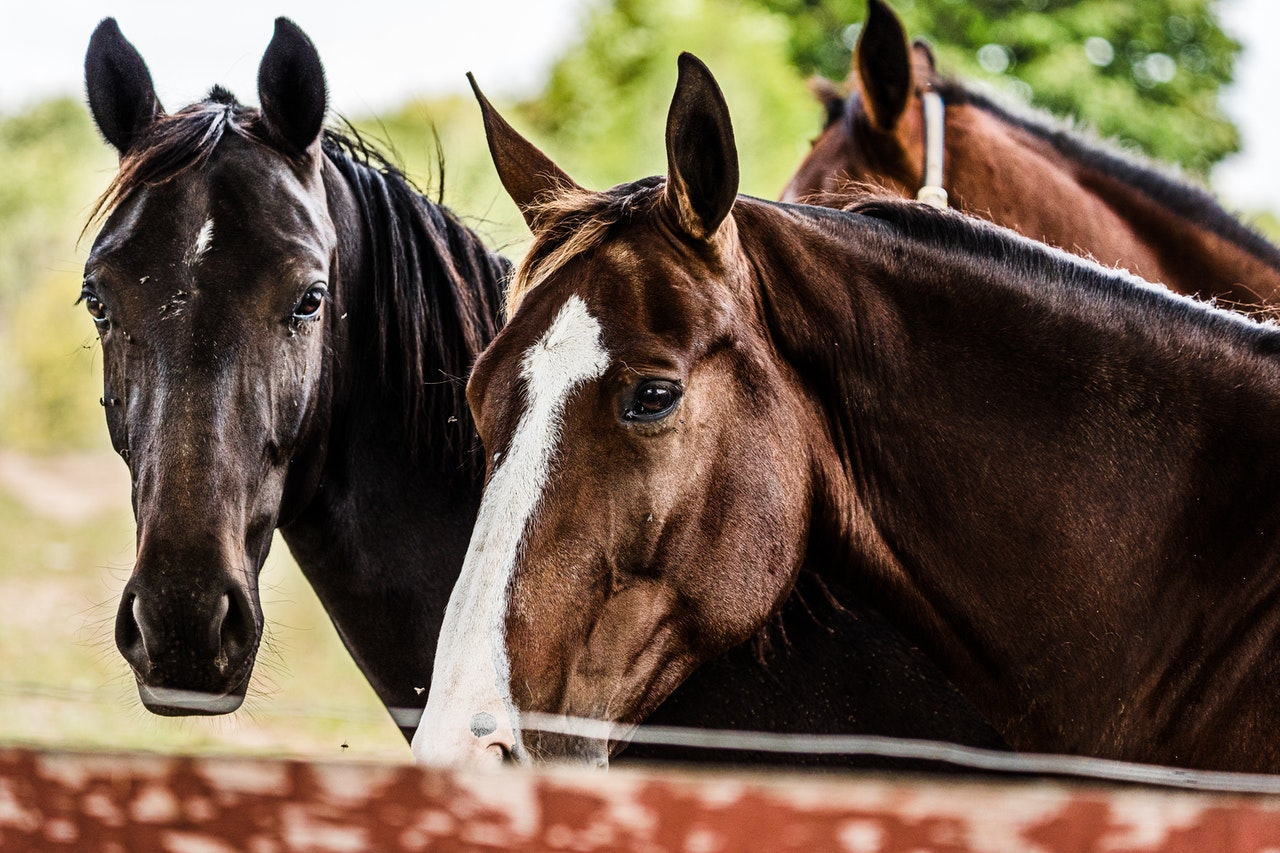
[100,346,132,465]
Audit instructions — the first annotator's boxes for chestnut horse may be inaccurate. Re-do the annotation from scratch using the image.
[83,19,1003,763]
[783,0,1280,308]
[418,54,1280,773]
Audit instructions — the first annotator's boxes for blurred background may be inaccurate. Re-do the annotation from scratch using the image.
[2,0,1275,764]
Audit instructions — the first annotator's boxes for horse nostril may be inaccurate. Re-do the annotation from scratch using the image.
[207,593,230,652]
[114,592,148,672]
[218,590,254,667]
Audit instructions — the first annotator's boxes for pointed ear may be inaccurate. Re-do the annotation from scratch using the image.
[853,0,913,131]
[258,18,327,156]
[467,73,582,232]
[664,53,739,241]
[85,18,164,156]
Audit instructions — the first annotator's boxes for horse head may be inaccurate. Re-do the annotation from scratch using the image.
[83,18,343,714]
[781,0,939,204]
[415,56,821,765]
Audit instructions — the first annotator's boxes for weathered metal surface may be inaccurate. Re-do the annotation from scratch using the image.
[3,746,1280,851]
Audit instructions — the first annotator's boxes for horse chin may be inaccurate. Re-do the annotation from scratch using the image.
[135,676,252,717]
[524,730,610,769]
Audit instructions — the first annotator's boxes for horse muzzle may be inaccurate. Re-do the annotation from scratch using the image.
[115,573,260,716]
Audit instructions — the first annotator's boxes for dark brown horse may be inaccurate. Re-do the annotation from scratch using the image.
[83,19,1004,763]
[783,0,1280,308]
[417,53,1280,773]
[83,17,507,721]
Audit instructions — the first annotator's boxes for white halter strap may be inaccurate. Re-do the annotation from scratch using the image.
[916,89,948,209]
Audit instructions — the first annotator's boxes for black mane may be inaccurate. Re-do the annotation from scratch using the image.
[928,79,1280,271]
[91,91,509,480]
[823,75,1280,271]
[827,195,1280,351]
[322,130,508,478]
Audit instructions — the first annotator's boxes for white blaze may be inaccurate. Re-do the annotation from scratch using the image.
[413,295,610,766]
[186,218,214,267]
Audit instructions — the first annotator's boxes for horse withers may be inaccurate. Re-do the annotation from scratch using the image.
[418,53,1280,772]
[784,0,1280,308]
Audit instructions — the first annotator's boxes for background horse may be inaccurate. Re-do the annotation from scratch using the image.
[419,53,1280,773]
[783,0,1280,309]
[84,19,1003,762]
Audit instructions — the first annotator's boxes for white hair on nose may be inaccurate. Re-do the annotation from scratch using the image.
[186,218,214,267]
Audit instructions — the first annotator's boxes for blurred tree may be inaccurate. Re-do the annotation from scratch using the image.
[0,99,115,452]
[0,98,111,310]
[751,0,1240,175]
[0,268,105,451]
[526,0,815,197]
[354,95,535,257]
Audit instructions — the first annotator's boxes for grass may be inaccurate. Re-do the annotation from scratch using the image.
[0,448,412,763]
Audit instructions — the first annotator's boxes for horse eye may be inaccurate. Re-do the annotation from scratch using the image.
[293,284,327,320]
[79,289,109,325]
[625,380,682,422]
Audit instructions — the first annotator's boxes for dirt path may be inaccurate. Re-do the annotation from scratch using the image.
[0,449,131,523]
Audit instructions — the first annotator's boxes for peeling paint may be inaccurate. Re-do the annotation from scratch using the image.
[3,747,1280,852]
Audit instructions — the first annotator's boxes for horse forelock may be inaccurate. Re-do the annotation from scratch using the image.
[87,97,263,233]
[508,178,664,318]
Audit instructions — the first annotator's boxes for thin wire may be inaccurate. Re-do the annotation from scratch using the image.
[514,711,1280,795]
[9,681,1280,795]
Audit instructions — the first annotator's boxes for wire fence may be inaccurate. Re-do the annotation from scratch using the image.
[7,679,1280,796]
[514,711,1280,794]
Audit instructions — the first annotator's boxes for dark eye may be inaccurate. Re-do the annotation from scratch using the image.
[625,380,682,422]
[79,288,109,325]
[293,284,327,320]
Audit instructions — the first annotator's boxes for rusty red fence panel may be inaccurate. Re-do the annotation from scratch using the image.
[4,746,1280,851]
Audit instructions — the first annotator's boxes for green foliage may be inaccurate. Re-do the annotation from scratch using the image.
[527,0,815,198]
[0,99,115,452]
[350,95,534,258]
[752,0,1240,175]
[1247,209,1280,244]
[0,269,107,451]
[0,98,112,312]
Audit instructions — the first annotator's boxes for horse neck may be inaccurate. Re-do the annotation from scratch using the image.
[747,201,1280,764]
[944,103,1280,307]
[278,153,507,738]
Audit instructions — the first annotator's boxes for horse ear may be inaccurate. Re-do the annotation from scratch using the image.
[853,0,913,131]
[664,53,739,241]
[467,73,582,233]
[258,18,327,156]
[85,18,164,156]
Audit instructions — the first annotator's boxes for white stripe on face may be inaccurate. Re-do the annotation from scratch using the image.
[186,218,214,267]
[413,294,610,766]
